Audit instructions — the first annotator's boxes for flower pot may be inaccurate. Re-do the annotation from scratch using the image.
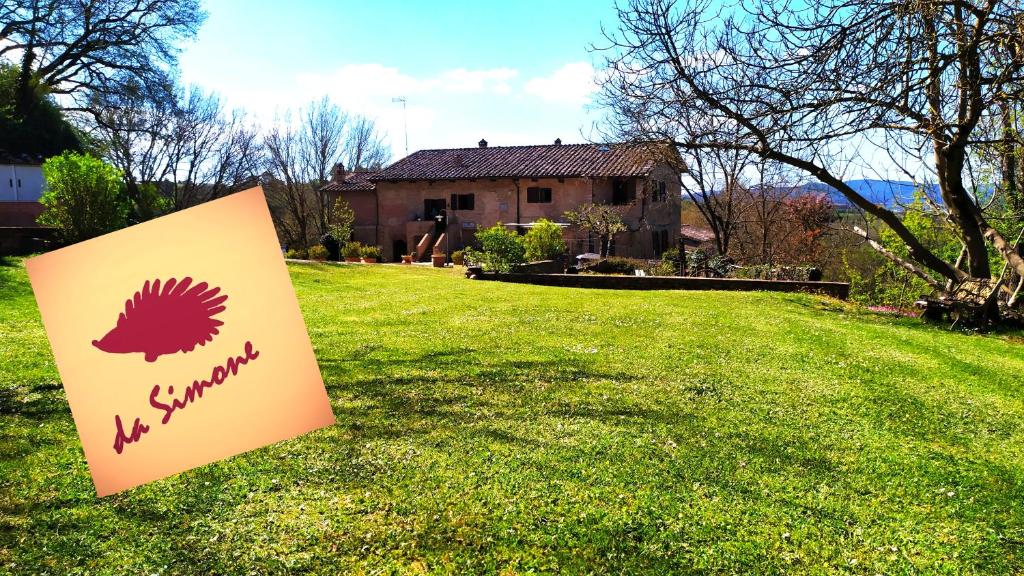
[344,257,360,262]
[431,253,446,268]
[362,257,378,264]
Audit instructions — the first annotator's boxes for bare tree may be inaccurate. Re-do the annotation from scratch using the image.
[89,78,176,202]
[263,111,319,249]
[262,97,391,248]
[299,97,348,232]
[90,81,262,210]
[678,127,755,256]
[344,115,391,170]
[597,0,1024,317]
[162,87,262,209]
[564,203,628,257]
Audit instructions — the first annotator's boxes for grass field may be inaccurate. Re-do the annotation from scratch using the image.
[3,257,1024,574]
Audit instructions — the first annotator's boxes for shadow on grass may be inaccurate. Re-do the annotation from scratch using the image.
[0,381,68,421]
[6,342,1024,572]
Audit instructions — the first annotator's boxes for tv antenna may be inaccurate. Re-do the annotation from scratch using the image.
[392,97,409,157]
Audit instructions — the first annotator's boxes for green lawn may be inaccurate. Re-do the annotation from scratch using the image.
[3,258,1024,574]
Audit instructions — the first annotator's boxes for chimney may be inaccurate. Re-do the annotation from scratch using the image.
[332,162,346,182]
[554,138,562,145]
[478,138,488,148]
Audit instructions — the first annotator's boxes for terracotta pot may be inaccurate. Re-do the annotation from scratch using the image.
[362,257,378,264]
[431,253,446,268]
[344,257,360,262]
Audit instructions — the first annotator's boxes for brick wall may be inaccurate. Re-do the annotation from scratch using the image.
[0,202,44,227]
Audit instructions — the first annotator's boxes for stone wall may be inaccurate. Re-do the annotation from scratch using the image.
[473,271,850,299]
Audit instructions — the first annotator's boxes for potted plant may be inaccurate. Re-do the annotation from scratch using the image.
[342,241,363,262]
[451,250,465,266]
[431,247,446,268]
[401,252,415,264]
[361,245,382,263]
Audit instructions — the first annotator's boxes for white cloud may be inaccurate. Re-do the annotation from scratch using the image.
[181,61,601,161]
[436,67,518,94]
[524,62,598,106]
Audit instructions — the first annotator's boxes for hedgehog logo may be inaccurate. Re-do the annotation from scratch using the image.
[92,277,228,362]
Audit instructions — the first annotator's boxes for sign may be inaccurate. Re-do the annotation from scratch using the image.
[26,187,335,496]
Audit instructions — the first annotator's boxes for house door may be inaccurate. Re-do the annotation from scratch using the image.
[14,165,44,201]
[0,166,15,201]
[393,239,407,261]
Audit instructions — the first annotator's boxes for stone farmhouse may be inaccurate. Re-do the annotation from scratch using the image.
[321,139,684,262]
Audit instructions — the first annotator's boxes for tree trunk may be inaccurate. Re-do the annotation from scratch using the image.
[1002,102,1021,217]
[15,46,36,116]
[935,147,991,279]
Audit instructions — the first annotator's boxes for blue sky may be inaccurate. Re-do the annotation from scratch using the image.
[178,0,621,161]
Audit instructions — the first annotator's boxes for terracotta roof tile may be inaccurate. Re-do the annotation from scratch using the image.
[321,170,377,192]
[680,225,716,243]
[369,142,683,181]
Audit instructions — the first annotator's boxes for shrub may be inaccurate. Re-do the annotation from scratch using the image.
[133,182,172,223]
[467,223,526,272]
[661,247,681,265]
[308,245,329,261]
[37,152,131,244]
[320,233,341,261]
[686,249,731,278]
[360,245,382,260]
[284,248,308,260]
[585,257,639,275]
[733,264,821,281]
[523,219,566,262]
[342,241,363,259]
[646,260,678,276]
[451,250,465,265]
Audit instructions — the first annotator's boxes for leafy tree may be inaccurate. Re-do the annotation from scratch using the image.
[319,198,355,260]
[329,198,355,242]
[564,203,626,257]
[0,63,81,157]
[844,191,962,307]
[37,152,130,244]
[464,223,526,272]
[523,218,566,262]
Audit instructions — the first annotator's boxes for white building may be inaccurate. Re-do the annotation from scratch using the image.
[0,153,45,227]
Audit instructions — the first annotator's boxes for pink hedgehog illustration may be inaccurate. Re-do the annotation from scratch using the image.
[92,277,228,362]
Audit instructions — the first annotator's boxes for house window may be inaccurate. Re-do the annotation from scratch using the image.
[450,193,475,210]
[652,181,668,202]
[612,179,635,205]
[527,187,552,203]
[424,198,446,219]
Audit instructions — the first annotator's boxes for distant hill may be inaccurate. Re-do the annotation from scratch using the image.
[801,179,939,208]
